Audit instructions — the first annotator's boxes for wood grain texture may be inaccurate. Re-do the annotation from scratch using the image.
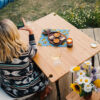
[66,91,100,100]
[20,13,100,82]
[94,28,100,65]
[93,28,100,43]
[81,29,99,67]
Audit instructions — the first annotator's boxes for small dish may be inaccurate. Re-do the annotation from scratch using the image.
[48,32,66,46]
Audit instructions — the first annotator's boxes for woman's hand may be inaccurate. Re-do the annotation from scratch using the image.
[19,18,33,34]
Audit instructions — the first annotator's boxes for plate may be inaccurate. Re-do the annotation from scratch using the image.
[48,32,66,46]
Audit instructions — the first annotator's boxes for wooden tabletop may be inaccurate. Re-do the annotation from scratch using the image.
[66,91,100,100]
[19,13,100,82]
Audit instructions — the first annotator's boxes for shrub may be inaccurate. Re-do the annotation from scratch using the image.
[57,4,100,28]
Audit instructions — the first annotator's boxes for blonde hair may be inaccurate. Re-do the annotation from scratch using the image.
[0,19,27,62]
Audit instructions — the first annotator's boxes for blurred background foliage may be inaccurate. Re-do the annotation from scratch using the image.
[0,0,100,28]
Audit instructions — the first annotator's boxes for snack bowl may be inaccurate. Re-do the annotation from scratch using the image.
[48,32,66,46]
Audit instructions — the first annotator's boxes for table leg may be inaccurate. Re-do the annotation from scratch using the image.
[56,80,61,100]
[72,73,73,83]
[91,56,95,67]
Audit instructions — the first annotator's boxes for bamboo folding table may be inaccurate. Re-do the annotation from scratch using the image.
[20,13,100,100]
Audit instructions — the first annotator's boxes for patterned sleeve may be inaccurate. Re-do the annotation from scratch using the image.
[0,70,1,86]
[29,34,37,58]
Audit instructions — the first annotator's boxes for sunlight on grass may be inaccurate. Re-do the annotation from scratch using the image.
[0,0,99,28]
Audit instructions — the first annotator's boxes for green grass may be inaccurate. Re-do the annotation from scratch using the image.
[57,0,100,28]
[0,0,99,28]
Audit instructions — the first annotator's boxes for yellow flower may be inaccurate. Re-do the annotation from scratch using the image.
[73,66,80,71]
[91,66,93,70]
[83,60,92,69]
[83,65,88,69]
[94,79,100,88]
[70,83,82,94]
[71,66,80,72]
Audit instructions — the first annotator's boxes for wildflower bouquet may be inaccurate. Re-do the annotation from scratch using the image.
[70,60,100,99]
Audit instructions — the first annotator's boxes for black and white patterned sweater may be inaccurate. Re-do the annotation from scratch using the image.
[0,34,49,98]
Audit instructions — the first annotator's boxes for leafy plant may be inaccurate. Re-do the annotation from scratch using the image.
[57,3,100,28]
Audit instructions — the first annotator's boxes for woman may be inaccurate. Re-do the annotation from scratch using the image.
[0,18,51,100]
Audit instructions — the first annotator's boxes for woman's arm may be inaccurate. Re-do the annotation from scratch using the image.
[29,34,37,54]
[19,18,34,34]
[20,18,37,58]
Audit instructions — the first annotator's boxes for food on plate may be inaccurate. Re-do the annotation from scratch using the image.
[60,36,66,41]
[49,35,54,40]
[53,38,60,44]
[53,32,61,37]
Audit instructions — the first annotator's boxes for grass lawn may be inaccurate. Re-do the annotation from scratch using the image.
[0,0,99,28]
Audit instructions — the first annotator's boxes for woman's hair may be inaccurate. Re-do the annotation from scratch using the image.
[0,19,27,62]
